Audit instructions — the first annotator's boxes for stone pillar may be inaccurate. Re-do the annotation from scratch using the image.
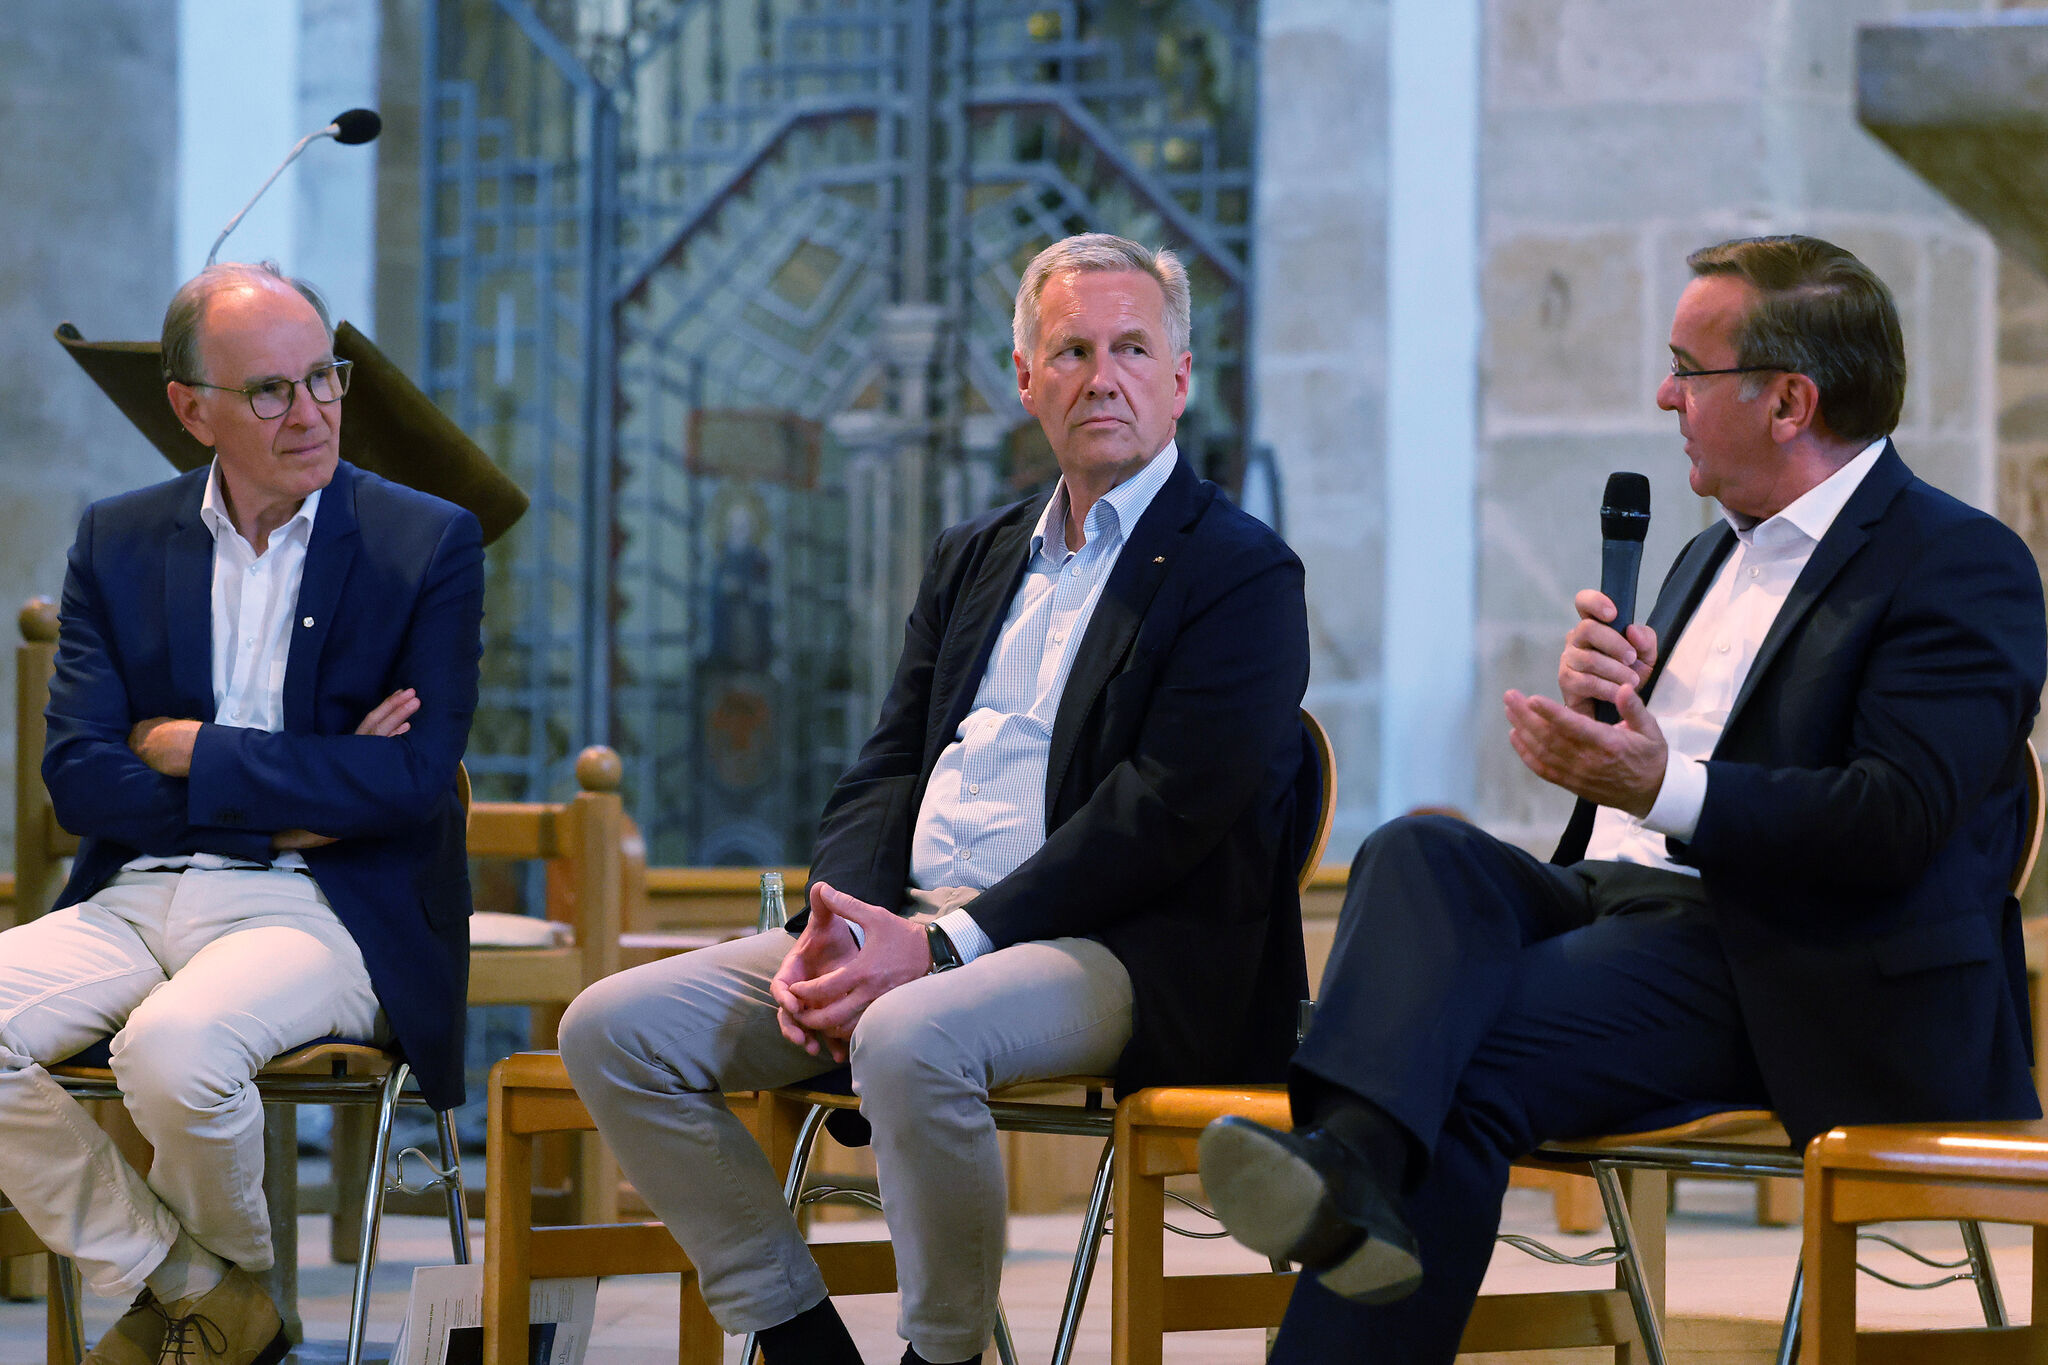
[1475,0,1999,847]
[0,3,177,871]
[1255,0,1392,853]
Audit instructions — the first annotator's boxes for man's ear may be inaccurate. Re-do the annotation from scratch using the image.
[1013,349,1036,417]
[1768,372,1822,444]
[166,381,215,449]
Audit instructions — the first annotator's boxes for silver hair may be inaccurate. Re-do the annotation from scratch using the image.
[160,261,333,384]
[1011,233,1191,358]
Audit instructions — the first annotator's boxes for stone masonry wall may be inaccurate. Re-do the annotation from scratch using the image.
[1255,0,1391,854]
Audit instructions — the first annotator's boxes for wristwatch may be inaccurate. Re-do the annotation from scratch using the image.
[925,921,964,974]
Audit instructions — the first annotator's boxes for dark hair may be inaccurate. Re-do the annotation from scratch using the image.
[161,261,333,384]
[1685,235,1906,443]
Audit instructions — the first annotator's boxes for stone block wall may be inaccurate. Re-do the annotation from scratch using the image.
[0,3,177,869]
[1476,0,2004,847]
[1255,0,1391,853]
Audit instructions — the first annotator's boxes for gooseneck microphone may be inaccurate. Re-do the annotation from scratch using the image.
[1595,472,1651,724]
[204,108,383,267]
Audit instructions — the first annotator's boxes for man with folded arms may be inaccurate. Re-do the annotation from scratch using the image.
[562,232,1311,1365]
[0,262,482,1365]
[1201,235,2047,1362]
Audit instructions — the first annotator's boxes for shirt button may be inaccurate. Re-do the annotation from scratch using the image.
[1749,567,1760,578]
[1718,642,1731,653]
[1052,632,1065,642]
[957,848,970,860]
[968,783,980,795]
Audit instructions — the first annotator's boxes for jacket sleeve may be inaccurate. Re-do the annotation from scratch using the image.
[42,504,273,862]
[1682,520,2047,893]
[183,511,485,840]
[962,545,1310,949]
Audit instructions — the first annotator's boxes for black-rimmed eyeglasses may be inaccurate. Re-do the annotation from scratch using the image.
[180,360,352,419]
[1668,360,1782,382]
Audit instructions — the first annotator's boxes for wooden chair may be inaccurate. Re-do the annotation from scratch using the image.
[1803,1118,2048,1363]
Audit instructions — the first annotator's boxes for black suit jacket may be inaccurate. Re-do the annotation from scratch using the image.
[43,462,484,1109]
[802,455,1313,1092]
[1554,444,2047,1142]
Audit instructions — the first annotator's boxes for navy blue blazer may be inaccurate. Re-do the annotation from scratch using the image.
[43,460,484,1110]
[802,455,1313,1093]
[1554,444,2047,1143]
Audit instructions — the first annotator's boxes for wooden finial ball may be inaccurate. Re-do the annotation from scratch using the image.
[19,597,58,643]
[576,745,623,792]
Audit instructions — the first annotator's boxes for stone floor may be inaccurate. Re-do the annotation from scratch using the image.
[0,1178,2030,1364]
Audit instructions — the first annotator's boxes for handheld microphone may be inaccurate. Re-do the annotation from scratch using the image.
[1595,472,1651,724]
[204,108,383,267]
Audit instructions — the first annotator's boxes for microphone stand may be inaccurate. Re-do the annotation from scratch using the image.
[205,124,341,267]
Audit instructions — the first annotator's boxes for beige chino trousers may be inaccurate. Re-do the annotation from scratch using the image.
[558,903,1133,1363]
[0,869,381,1295]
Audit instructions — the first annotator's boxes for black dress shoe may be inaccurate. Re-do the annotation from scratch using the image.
[1198,1115,1423,1305]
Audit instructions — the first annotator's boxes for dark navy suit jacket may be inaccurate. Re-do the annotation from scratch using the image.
[43,460,483,1110]
[801,454,1313,1093]
[1554,444,2047,1142]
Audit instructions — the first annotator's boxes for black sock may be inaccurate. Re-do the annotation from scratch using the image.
[1309,1085,1415,1195]
[759,1298,862,1365]
[901,1345,983,1365]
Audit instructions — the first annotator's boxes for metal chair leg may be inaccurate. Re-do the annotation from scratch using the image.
[1956,1218,2007,1326]
[344,1064,409,1365]
[992,1304,1018,1365]
[1773,1258,1802,1365]
[741,1105,834,1365]
[1592,1164,1669,1365]
[53,1255,83,1365]
[436,1108,472,1265]
[1047,1138,1115,1365]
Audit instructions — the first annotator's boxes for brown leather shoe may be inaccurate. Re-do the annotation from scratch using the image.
[80,1288,167,1365]
[152,1267,289,1365]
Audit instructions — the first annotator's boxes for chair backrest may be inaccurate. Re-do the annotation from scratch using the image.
[465,746,626,996]
[1296,707,1337,893]
[14,597,76,926]
[2014,738,2044,897]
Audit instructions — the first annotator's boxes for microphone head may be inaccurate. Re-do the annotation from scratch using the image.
[331,108,382,145]
[1600,471,1651,542]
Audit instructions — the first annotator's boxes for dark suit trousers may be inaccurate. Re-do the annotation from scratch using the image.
[1276,815,1770,1363]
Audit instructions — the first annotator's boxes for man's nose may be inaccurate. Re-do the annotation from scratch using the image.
[1083,354,1119,396]
[283,379,324,427]
[1655,374,1682,412]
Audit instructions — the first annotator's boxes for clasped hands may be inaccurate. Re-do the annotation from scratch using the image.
[1503,589,1667,818]
[769,882,936,1062]
[127,686,421,851]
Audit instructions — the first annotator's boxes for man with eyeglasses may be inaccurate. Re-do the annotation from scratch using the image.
[1201,236,2047,1362]
[0,262,482,1365]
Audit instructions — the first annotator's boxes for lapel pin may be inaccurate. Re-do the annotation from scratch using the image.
[302,617,314,628]
[1152,556,1164,564]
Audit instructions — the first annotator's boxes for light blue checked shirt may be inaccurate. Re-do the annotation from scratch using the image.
[909,442,1180,963]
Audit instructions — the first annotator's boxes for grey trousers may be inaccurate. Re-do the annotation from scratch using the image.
[557,923,1133,1361]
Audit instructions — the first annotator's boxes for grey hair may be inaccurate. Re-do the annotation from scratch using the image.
[1011,233,1191,358]
[161,261,334,384]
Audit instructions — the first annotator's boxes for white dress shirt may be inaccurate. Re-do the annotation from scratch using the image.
[905,443,1179,963]
[124,462,321,872]
[1585,438,1887,874]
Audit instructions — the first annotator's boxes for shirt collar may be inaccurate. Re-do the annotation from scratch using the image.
[199,459,322,552]
[1720,436,1886,549]
[1031,440,1179,560]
